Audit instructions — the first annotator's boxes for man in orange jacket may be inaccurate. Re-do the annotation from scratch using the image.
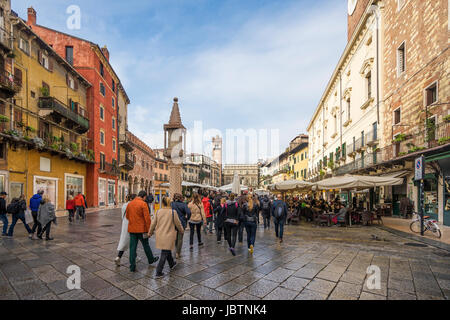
[126,190,159,272]
[74,192,86,220]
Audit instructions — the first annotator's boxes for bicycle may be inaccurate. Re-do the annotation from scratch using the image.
[409,213,442,239]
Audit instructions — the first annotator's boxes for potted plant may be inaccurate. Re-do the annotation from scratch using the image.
[87,149,95,161]
[25,125,36,134]
[39,86,50,97]
[70,142,79,152]
[0,115,9,123]
[50,143,59,151]
[392,133,407,144]
[32,137,45,149]
[438,136,450,146]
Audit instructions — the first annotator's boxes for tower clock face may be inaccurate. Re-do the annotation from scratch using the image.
[348,0,358,15]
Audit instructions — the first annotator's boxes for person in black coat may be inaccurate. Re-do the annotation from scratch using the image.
[0,192,9,236]
[7,195,33,237]
[241,196,259,254]
[214,198,226,243]
[171,193,191,259]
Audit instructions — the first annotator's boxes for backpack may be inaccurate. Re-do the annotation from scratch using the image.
[274,202,284,219]
[6,201,20,214]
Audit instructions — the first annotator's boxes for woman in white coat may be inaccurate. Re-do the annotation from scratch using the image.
[115,194,136,266]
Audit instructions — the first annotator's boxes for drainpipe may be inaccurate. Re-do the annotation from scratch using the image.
[369,4,381,125]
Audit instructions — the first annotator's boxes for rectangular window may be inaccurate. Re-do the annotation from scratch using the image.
[425,82,438,106]
[19,38,30,54]
[112,139,116,152]
[112,80,115,93]
[65,46,74,65]
[100,153,105,170]
[394,108,401,125]
[100,130,105,145]
[100,83,105,96]
[99,105,104,120]
[100,62,104,77]
[112,117,116,130]
[347,99,351,120]
[366,72,372,100]
[397,42,406,75]
[112,97,115,109]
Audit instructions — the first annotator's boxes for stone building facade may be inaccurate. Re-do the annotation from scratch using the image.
[126,131,154,195]
[223,164,260,189]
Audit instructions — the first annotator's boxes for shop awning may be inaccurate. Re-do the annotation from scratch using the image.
[315,174,404,191]
[380,170,410,178]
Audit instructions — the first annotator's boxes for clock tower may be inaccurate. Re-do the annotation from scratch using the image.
[347,0,372,41]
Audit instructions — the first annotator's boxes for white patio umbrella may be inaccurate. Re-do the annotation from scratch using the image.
[219,183,248,192]
[268,180,314,192]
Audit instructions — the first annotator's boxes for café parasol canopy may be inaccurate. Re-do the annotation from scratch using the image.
[314,174,403,191]
[268,179,314,192]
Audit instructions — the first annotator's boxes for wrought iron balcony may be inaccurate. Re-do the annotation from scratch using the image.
[98,162,120,176]
[120,154,135,171]
[365,129,379,147]
[119,133,133,152]
[38,97,89,134]
[0,69,21,97]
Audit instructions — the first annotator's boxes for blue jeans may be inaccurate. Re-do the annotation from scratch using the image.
[0,214,8,235]
[274,218,285,239]
[244,221,257,248]
[8,212,32,236]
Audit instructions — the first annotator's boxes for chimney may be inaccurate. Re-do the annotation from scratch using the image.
[27,7,36,26]
[101,45,109,61]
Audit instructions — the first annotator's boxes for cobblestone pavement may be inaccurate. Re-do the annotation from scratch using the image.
[1,209,449,300]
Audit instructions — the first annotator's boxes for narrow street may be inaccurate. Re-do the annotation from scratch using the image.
[1,209,449,300]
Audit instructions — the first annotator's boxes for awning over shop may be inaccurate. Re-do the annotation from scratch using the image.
[268,180,313,192]
[219,184,249,192]
[380,170,410,178]
[314,174,404,191]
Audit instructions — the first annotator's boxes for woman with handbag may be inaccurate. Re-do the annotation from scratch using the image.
[222,193,240,256]
[149,196,184,278]
[187,193,206,251]
[242,194,259,254]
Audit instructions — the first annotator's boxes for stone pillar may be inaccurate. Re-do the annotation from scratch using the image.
[169,161,183,197]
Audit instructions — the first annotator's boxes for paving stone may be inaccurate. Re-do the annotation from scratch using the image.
[184,271,215,283]
[263,287,298,300]
[316,270,343,282]
[305,279,336,295]
[359,292,387,300]
[293,267,321,280]
[91,286,124,300]
[328,282,362,300]
[280,276,310,292]
[216,280,247,296]
[165,276,197,291]
[187,285,229,300]
[295,289,328,300]
[387,289,416,300]
[264,267,295,283]
[388,278,415,294]
[124,284,156,300]
[200,273,238,289]
[244,279,279,298]
[154,285,184,299]
[339,270,366,285]
[58,289,94,300]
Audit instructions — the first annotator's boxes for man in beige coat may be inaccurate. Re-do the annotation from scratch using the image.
[149,196,184,278]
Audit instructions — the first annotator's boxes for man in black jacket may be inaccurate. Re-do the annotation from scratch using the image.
[0,192,8,236]
[271,194,288,243]
[171,193,191,259]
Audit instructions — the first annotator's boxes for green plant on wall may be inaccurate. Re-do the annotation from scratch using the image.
[87,149,95,161]
[50,143,59,151]
[70,142,79,152]
[319,169,325,177]
[0,115,9,123]
[25,125,36,134]
[327,160,334,170]
[438,136,450,146]
[393,133,407,143]
[426,118,436,142]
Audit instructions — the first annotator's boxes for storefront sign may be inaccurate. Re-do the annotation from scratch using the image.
[415,156,425,181]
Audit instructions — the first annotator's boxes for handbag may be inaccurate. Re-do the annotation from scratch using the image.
[225,218,239,225]
[25,209,33,225]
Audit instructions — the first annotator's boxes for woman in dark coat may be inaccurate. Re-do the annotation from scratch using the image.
[215,198,226,243]
[241,195,259,254]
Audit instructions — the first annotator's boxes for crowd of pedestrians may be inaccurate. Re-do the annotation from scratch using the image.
[115,189,288,277]
[0,189,89,241]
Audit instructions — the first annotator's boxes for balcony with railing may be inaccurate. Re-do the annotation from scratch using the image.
[98,161,120,176]
[38,97,89,134]
[0,26,12,52]
[0,68,21,97]
[119,133,134,152]
[365,128,379,147]
[120,153,135,171]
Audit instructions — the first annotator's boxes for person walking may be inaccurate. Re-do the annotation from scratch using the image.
[0,192,8,236]
[126,191,159,272]
[7,195,33,238]
[215,197,226,243]
[37,197,56,240]
[66,195,75,223]
[272,194,288,243]
[187,193,206,251]
[237,195,247,243]
[261,195,271,229]
[29,190,44,238]
[115,194,136,266]
[149,196,184,278]
[223,193,240,256]
[171,193,191,259]
[202,193,213,234]
[74,192,86,220]
[242,195,259,254]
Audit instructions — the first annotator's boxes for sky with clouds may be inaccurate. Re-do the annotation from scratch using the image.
[12,0,348,164]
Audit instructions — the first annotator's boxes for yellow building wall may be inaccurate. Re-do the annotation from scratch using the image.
[7,147,86,211]
[292,146,309,181]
